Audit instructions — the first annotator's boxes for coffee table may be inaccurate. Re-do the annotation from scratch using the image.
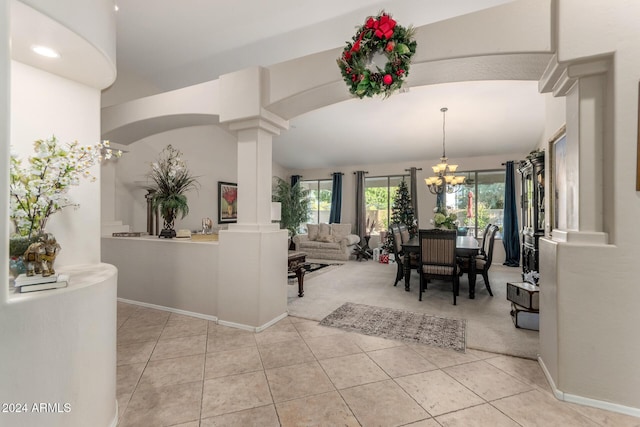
[288,251,307,297]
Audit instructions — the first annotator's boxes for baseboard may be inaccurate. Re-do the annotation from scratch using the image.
[117,298,218,322]
[218,312,288,333]
[538,356,640,418]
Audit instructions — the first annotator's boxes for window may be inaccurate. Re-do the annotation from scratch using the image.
[300,179,332,224]
[365,175,409,234]
[446,170,505,238]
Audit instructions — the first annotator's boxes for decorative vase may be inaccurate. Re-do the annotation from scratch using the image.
[159,209,177,238]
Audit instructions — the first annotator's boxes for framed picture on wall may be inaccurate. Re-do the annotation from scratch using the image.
[218,181,237,224]
[548,125,567,232]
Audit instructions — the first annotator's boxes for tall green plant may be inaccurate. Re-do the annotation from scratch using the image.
[149,145,199,231]
[272,177,310,236]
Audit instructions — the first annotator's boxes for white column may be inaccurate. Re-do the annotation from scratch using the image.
[216,67,289,329]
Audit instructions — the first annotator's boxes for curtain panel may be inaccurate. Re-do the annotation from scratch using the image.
[502,161,520,267]
[355,171,367,239]
[329,172,343,223]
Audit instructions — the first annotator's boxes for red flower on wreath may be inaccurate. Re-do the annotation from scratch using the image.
[383,74,393,85]
[222,187,237,205]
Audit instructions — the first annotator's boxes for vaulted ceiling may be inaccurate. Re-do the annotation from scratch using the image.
[106,0,546,169]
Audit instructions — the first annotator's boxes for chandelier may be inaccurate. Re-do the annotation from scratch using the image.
[425,107,465,194]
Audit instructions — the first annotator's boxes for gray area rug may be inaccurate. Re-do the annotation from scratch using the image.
[320,302,466,352]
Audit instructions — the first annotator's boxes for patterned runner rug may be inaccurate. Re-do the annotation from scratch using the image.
[320,302,466,352]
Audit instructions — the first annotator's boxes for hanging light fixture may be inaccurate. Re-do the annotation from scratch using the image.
[425,107,465,194]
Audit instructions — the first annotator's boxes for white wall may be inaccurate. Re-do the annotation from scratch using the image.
[112,125,238,232]
[537,0,640,413]
[10,61,102,266]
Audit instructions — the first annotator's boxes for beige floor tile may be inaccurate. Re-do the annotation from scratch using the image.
[340,379,429,426]
[150,334,206,361]
[395,370,484,417]
[117,316,128,329]
[288,316,310,324]
[403,419,441,427]
[166,312,208,325]
[303,334,363,360]
[409,344,479,368]
[201,371,273,418]
[275,391,359,427]
[117,302,138,319]
[492,389,601,426]
[367,345,437,378]
[485,355,552,392]
[207,330,257,353]
[138,354,205,388]
[258,338,315,369]
[116,362,146,398]
[200,405,280,427]
[159,320,208,340]
[435,403,520,426]
[444,360,532,401]
[170,422,199,427]
[117,323,165,345]
[292,320,345,339]
[117,341,156,366]
[118,381,202,427]
[254,323,301,346]
[570,403,640,427]
[265,361,335,402]
[467,348,501,360]
[204,346,263,379]
[348,332,405,352]
[124,307,171,326]
[319,353,389,389]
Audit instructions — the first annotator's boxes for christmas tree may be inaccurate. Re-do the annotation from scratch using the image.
[383,179,417,251]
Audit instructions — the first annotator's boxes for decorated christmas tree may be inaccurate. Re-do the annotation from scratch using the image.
[383,179,417,251]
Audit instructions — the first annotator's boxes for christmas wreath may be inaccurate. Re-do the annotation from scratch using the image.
[337,11,417,99]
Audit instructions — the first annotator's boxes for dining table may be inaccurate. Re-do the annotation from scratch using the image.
[401,234,481,298]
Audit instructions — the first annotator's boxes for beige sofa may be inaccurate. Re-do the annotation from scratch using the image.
[292,223,360,261]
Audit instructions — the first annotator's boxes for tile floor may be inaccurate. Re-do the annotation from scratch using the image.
[116,302,640,427]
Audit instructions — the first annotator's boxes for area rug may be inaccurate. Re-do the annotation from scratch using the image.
[319,302,466,352]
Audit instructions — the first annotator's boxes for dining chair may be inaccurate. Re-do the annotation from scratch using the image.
[390,223,418,286]
[476,223,493,260]
[459,224,499,296]
[418,229,459,305]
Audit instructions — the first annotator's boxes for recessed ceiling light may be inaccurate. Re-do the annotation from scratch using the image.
[114,4,119,12]
[31,45,60,58]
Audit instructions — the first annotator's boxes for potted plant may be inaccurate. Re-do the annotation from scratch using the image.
[148,145,199,238]
[272,177,310,245]
[9,136,121,276]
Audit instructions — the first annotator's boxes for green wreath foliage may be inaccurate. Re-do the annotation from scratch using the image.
[337,11,417,99]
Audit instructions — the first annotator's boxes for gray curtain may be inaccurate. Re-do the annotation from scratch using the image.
[329,173,342,223]
[355,171,366,239]
[409,167,419,225]
[503,161,520,266]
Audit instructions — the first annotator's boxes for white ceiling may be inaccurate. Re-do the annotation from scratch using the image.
[111,0,546,169]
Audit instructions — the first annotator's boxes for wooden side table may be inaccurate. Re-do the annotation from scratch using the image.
[288,251,307,297]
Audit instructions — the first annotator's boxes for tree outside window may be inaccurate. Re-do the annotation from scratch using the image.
[446,170,505,237]
[300,180,332,224]
[365,175,409,234]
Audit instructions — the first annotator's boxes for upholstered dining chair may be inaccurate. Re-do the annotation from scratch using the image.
[418,229,459,305]
[389,223,418,286]
[459,224,499,296]
[476,223,493,260]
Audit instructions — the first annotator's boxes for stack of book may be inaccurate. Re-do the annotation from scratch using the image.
[13,273,70,293]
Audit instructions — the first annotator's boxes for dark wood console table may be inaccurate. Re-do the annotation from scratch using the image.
[288,251,307,297]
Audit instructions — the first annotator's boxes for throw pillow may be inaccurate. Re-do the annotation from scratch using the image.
[331,223,351,242]
[307,223,319,241]
[317,223,334,242]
